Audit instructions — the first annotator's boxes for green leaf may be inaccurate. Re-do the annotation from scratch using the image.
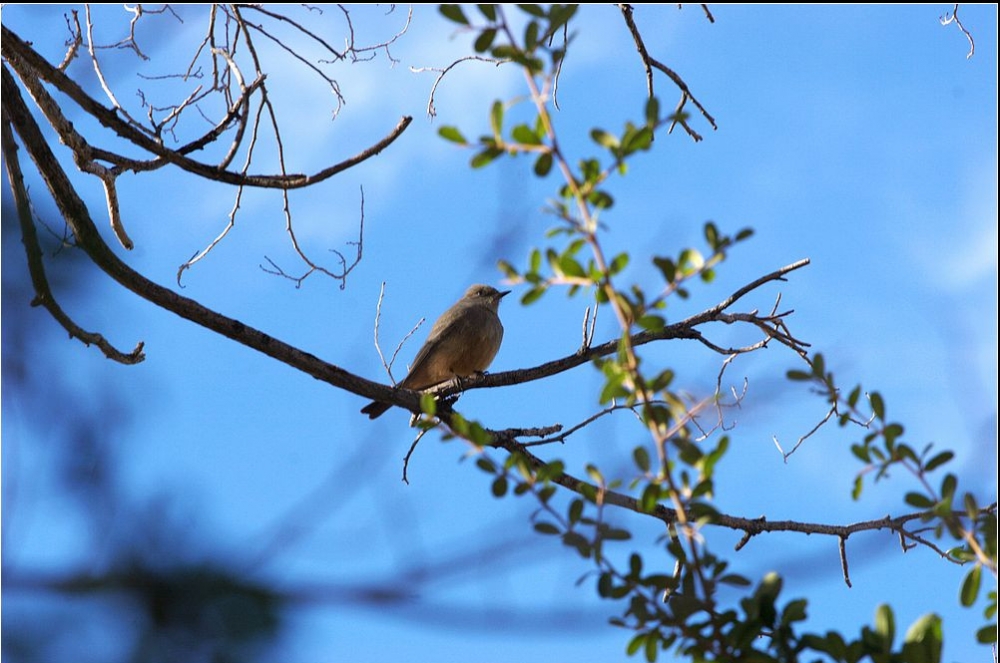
[490,100,504,136]
[622,126,653,154]
[870,391,885,421]
[609,252,630,275]
[568,498,584,524]
[645,96,660,126]
[439,4,469,24]
[477,4,497,21]
[599,371,629,405]
[533,152,553,176]
[419,392,437,416]
[563,530,591,558]
[786,369,812,381]
[940,473,957,501]
[633,446,651,473]
[516,3,546,18]
[852,474,864,500]
[961,565,982,607]
[639,484,661,513]
[511,123,541,145]
[964,492,979,519]
[884,423,904,446]
[471,146,503,168]
[533,521,561,535]
[976,624,997,644]
[475,456,496,473]
[704,221,720,249]
[719,573,752,587]
[491,475,508,497]
[524,20,539,50]
[589,190,614,209]
[548,4,578,32]
[905,492,935,509]
[586,464,604,484]
[474,28,497,53]
[637,314,665,331]
[924,451,954,472]
[496,259,519,279]
[811,353,826,379]
[528,247,542,274]
[782,598,808,625]
[901,614,942,663]
[438,126,467,144]
[558,253,586,278]
[627,632,647,656]
[590,128,619,149]
[875,603,895,647]
[848,384,862,407]
[653,256,676,283]
[644,629,659,663]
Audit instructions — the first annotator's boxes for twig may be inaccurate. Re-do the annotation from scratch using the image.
[403,426,432,484]
[775,404,835,461]
[839,536,852,588]
[618,4,717,135]
[1,26,413,189]
[411,56,509,118]
[940,4,975,59]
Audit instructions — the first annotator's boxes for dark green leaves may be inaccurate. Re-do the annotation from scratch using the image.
[439,4,469,24]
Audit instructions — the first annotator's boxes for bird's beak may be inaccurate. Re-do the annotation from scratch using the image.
[499,290,511,299]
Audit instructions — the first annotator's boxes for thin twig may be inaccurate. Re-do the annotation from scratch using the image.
[940,4,975,59]
[838,536,852,588]
[403,426,432,484]
[411,56,509,118]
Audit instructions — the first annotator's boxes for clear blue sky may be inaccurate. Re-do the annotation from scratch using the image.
[2,5,996,662]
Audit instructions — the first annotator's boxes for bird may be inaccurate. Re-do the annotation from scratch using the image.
[361,284,510,419]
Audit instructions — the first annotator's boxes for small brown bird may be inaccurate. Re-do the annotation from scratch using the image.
[361,284,510,419]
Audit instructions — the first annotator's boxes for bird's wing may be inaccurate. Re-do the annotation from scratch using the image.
[400,309,468,389]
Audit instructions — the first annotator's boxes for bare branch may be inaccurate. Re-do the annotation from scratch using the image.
[618,4,717,136]
[411,56,509,118]
[2,67,389,402]
[940,4,975,59]
[1,26,413,189]
[402,425,433,485]
[1,109,145,365]
[839,536,852,588]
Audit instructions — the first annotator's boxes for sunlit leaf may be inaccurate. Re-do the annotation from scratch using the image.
[438,126,467,144]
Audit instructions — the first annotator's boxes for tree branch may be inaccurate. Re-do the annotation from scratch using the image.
[471,420,997,559]
[1,108,145,364]
[1,25,413,190]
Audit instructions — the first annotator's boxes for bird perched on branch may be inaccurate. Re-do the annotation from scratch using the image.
[361,284,510,419]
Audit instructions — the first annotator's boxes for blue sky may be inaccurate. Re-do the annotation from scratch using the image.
[2,4,997,662]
